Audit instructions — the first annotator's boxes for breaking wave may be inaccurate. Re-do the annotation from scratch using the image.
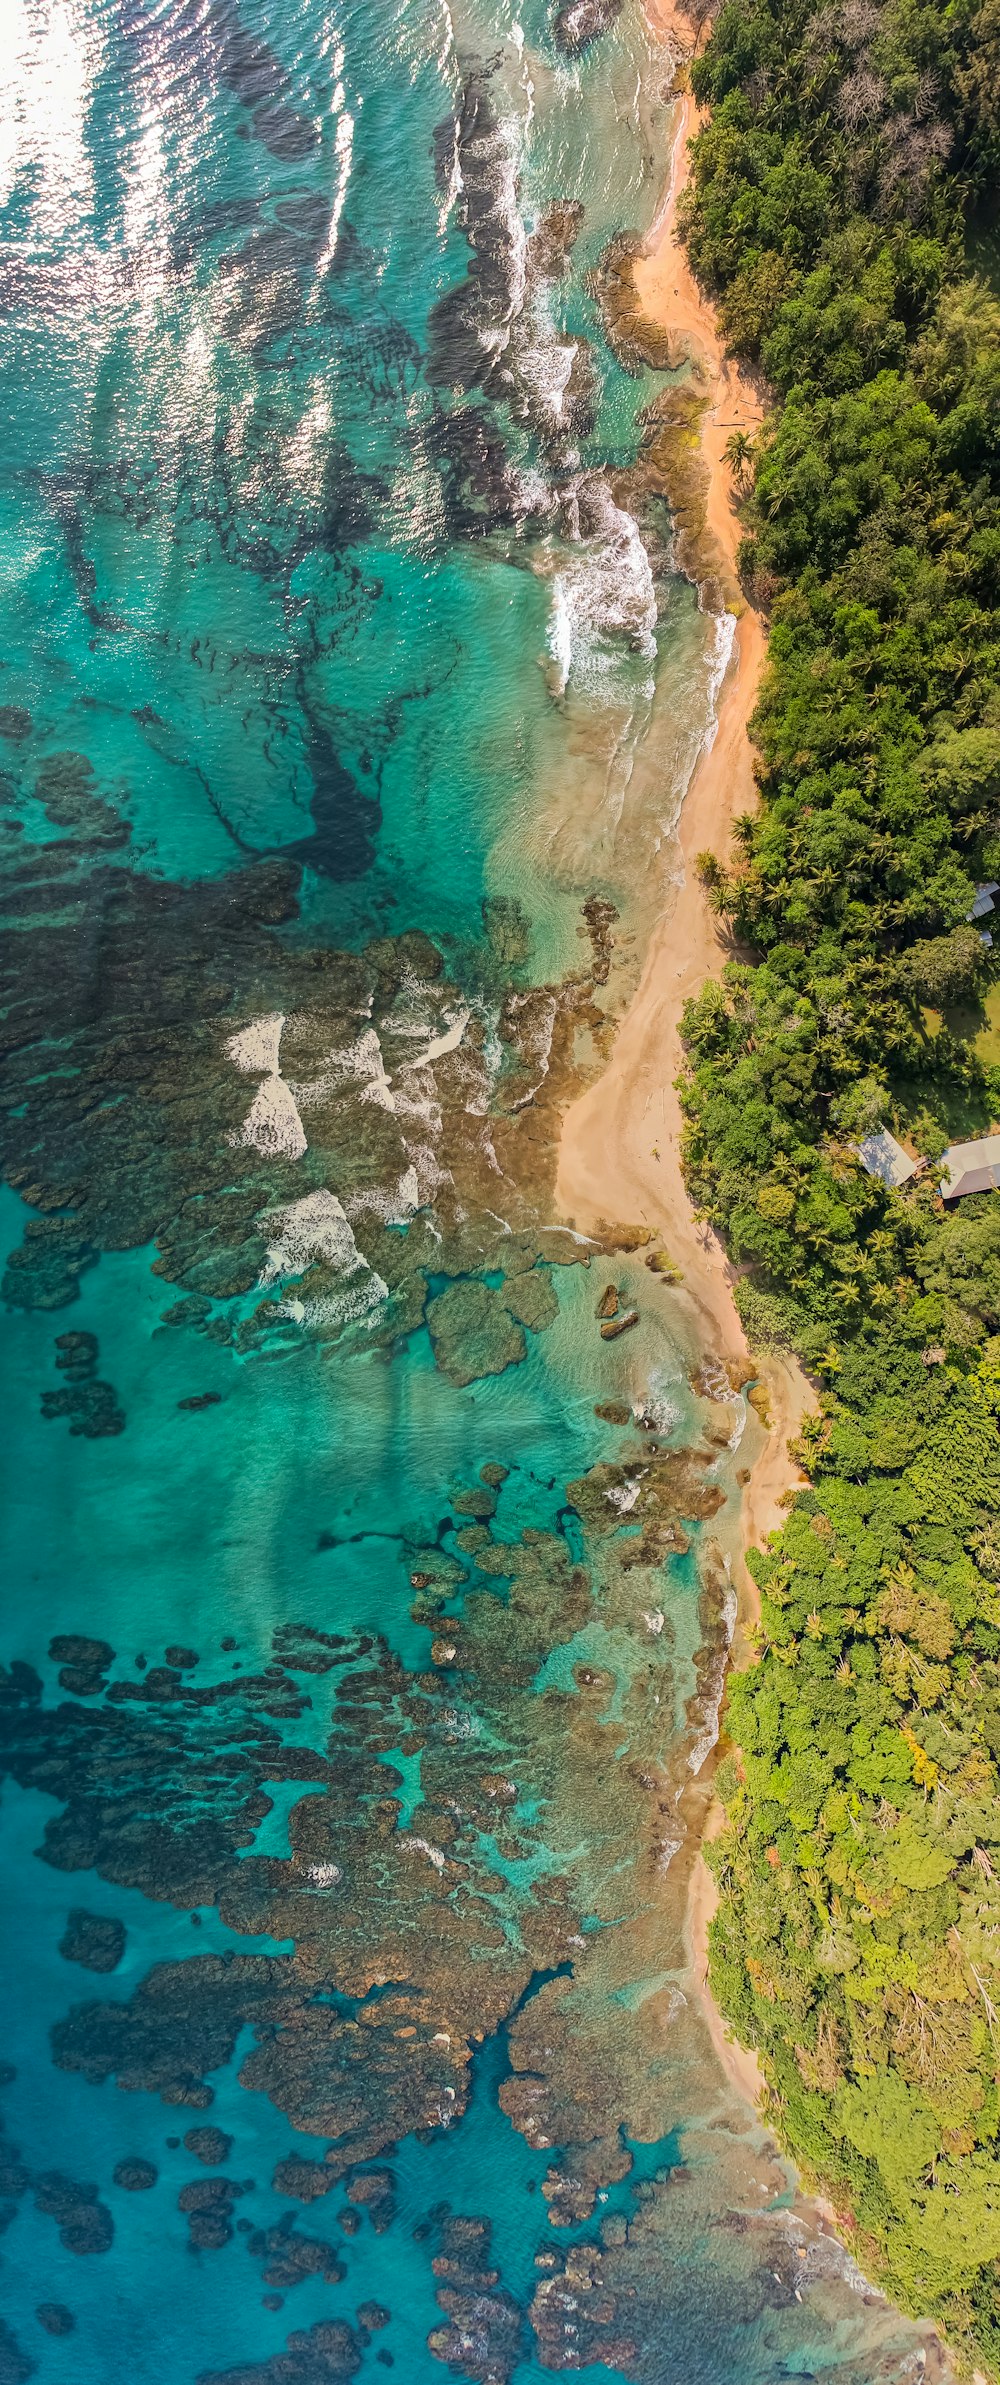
[545,475,657,697]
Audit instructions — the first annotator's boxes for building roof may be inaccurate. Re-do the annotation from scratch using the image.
[940,1134,1000,1200]
[857,1127,918,1190]
[968,882,1000,921]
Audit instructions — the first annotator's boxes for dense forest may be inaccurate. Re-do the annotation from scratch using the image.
[676,0,1000,2365]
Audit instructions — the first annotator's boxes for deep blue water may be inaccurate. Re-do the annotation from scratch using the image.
[0,3,940,2381]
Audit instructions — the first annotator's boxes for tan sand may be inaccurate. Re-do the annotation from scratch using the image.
[555,0,812,2113]
[556,37,803,1505]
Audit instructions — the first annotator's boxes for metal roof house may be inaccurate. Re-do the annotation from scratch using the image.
[857,1128,919,1190]
[968,882,1000,922]
[940,1135,1000,1201]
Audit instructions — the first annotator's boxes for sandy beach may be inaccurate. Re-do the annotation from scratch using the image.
[556,0,811,2109]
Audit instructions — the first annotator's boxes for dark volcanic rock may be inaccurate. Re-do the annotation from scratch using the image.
[59,1910,126,1973]
[552,0,624,52]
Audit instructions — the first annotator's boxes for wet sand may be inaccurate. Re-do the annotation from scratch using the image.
[556,0,811,2111]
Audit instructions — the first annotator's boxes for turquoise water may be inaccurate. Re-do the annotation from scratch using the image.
[0,3,941,2381]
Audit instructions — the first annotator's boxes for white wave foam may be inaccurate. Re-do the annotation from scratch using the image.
[413,1007,469,1067]
[698,607,738,758]
[227,1013,307,1160]
[260,1187,364,1283]
[401,1835,446,1871]
[291,1025,396,1113]
[510,19,535,127]
[471,113,528,355]
[699,1355,735,1402]
[606,1478,641,1513]
[437,112,464,236]
[282,1270,388,1330]
[636,1388,682,1436]
[228,1013,283,1076]
[346,1164,420,1224]
[728,1392,748,1453]
[235,1077,308,1160]
[257,1188,388,1331]
[519,287,578,425]
[318,36,354,272]
[544,477,657,697]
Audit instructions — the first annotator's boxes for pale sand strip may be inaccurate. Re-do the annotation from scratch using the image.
[556,3,812,2110]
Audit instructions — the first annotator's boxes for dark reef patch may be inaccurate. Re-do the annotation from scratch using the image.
[112,2157,158,2191]
[58,1910,126,1972]
[426,2213,526,2382]
[35,2306,74,2338]
[40,1330,123,1436]
[244,2215,344,2289]
[198,2319,362,2384]
[32,2171,113,2256]
[0,2319,34,2385]
[179,2173,247,2250]
[185,2126,233,2166]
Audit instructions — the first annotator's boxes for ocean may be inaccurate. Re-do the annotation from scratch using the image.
[0,1,941,2379]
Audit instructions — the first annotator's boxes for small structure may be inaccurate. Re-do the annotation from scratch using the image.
[968,882,999,922]
[940,1134,1000,1201]
[856,1127,918,1190]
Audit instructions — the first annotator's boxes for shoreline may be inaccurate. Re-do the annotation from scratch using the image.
[556,6,810,2113]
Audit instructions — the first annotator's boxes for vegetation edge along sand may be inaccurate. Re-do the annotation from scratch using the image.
[556,0,804,2114]
[638,0,1000,2365]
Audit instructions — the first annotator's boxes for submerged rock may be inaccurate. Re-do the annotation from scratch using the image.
[58,1911,126,1973]
[178,2174,245,2250]
[198,2319,362,2383]
[184,2127,233,2167]
[425,1281,526,1387]
[36,2304,75,2337]
[427,2213,525,2381]
[502,1269,559,1333]
[245,2218,344,2289]
[552,0,624,53]
[0,2319,34,2383]
[32,2172,113,2255]
[112,2158,157,2192]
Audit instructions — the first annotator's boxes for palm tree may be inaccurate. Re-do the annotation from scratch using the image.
[723,429,755,493]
